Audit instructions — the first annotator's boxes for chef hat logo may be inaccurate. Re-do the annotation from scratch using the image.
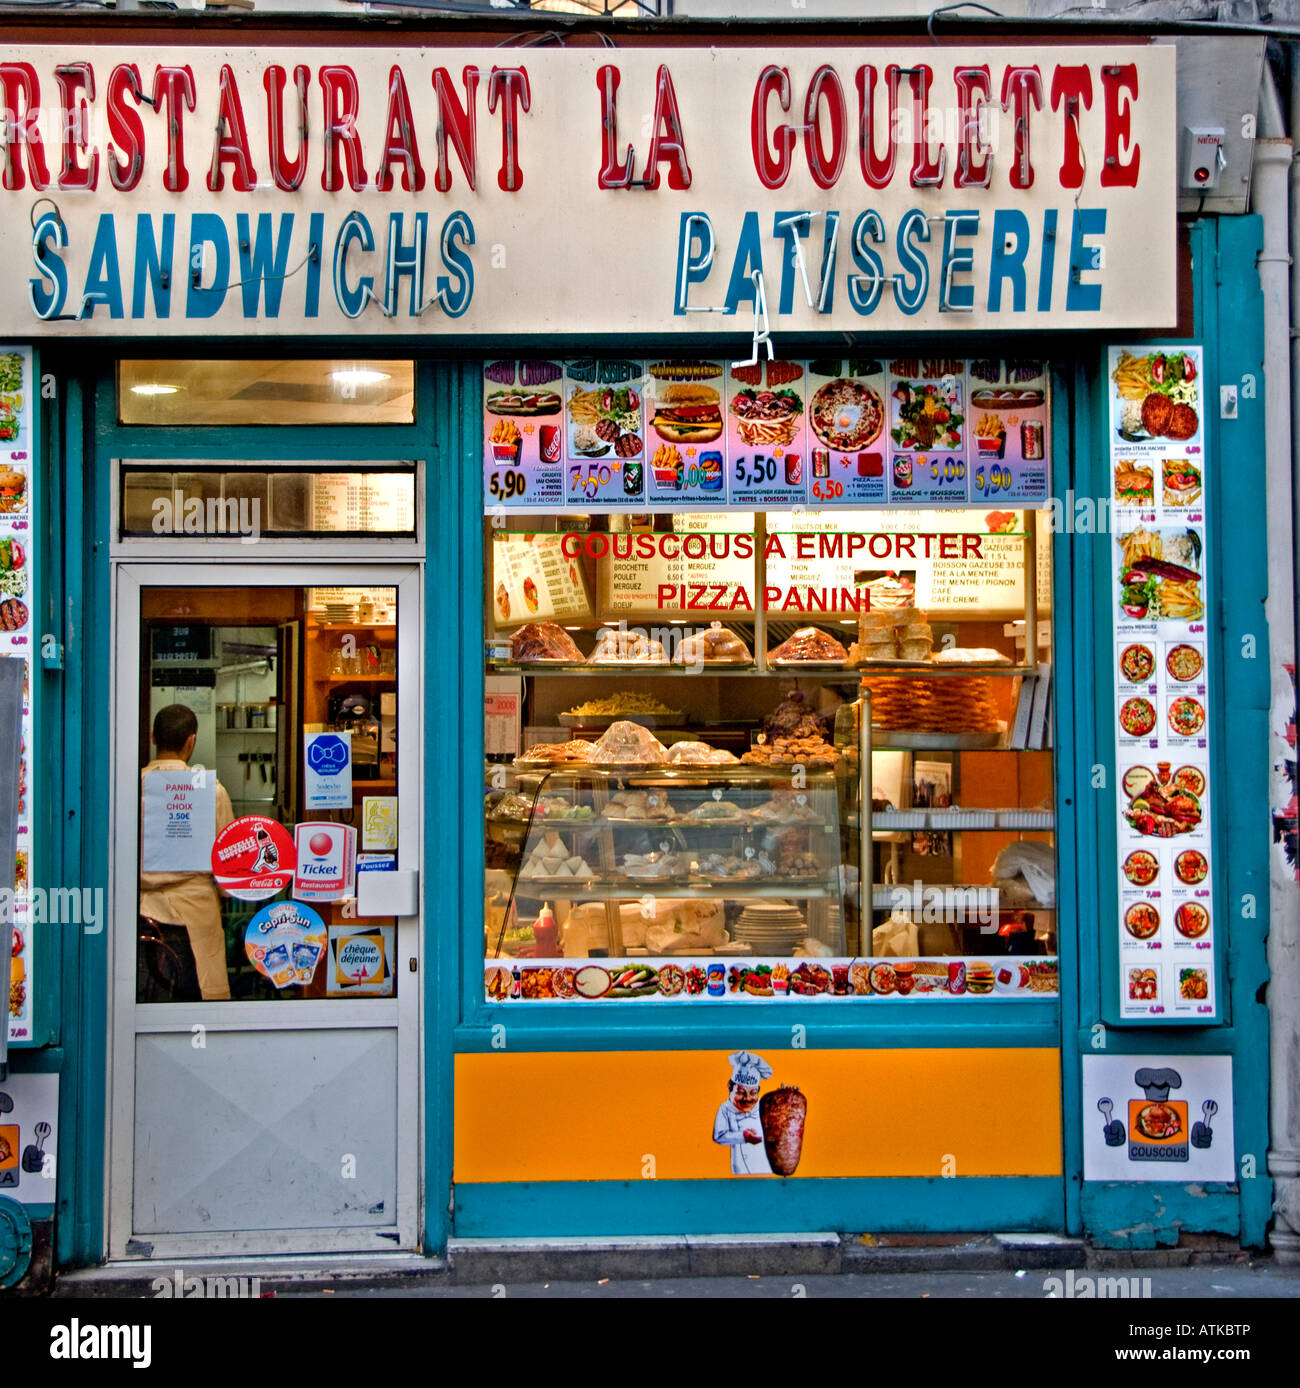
[728,1050,773,1088]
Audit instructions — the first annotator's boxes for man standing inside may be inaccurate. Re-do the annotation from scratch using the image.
[139,704,234,1001]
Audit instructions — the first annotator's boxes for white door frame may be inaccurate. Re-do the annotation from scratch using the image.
[107,561,423,1259]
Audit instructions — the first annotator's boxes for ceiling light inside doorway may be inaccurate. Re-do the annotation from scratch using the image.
[130,383,179,396]
[330,369,391,387]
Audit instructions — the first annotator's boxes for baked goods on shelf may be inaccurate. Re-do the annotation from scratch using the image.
[563,692,682,719]
[768,626,848,663]
[603,789,676,821]
[675,622,753,664]
[742,734,840,767]
[587,720,669,764]
[931,647,1013,665]
[853,578,933,661]
[589,628,669,663]
[665,740,740,766]
[861,674,1002,734]
[515,739,595,766]
[508,622,583,663]
[762,692,828,741]
[750,791,821,824]
[519,832,595,879]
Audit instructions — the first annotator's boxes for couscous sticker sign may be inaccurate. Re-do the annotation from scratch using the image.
[0,46,1176,334]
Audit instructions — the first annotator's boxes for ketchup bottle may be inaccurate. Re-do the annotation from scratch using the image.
[534,902,559,958]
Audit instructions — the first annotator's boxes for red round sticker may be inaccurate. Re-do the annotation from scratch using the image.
[211,815,296,901]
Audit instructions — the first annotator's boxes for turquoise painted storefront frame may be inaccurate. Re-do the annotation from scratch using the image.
[39,215,1272,1264]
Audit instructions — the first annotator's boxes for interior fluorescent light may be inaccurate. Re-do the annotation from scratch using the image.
[330,369,390,387]
[130,383,179,396]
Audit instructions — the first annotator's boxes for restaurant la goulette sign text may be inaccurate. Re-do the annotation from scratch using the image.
[0,45,1176,335]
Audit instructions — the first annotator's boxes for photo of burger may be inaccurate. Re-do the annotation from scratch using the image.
[0,466,25,514]
[965,961,995,995]
[649,382,723,445]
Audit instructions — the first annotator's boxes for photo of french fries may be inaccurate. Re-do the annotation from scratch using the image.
[490,417,522,445]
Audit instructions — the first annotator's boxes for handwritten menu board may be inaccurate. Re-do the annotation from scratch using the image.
[484,358,1052,512]
[1106,346,1216,1022]
[1,348,34,1045]
[492,534,593,627]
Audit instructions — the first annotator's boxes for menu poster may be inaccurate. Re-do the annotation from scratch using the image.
[2,347,33,1045]
[492,533,593,628]
[562,358,649,511]
[641,359,729,508]
[885,356,969,505]
[966,357,1051,504]
[803,357,889,506]
[311,473,415,532]
[483,357,1054,514]
[1107,346,1216,1021]
[724,358,810,507]
[483,357,566,509]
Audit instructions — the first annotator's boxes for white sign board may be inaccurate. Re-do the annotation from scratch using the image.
[0,45,1176,336]
[140,767,217,871]
[1081,1054,1234,1183]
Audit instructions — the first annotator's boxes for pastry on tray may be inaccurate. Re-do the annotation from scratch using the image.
[664,740,740,766]
[508,622,583,662]
[675,622,752,664]
[588,720,669,764]
[589,628,669,663]
[767,626,848,663]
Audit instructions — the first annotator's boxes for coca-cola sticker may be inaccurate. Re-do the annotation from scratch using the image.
[212,815,296,901]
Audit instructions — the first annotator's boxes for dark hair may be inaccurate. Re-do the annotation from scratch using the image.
[153,704,198,754]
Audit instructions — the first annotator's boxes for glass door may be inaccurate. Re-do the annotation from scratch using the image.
[109,563,421,1258]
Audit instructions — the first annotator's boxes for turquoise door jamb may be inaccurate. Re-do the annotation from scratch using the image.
[1078,219,1272,1248]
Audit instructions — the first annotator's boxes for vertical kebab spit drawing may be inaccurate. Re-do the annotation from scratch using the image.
[760,1084,808,1176]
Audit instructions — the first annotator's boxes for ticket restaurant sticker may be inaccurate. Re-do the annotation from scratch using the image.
[483,358,565,509]
[1107,345,1216,1021]
[724,358,810,507]
[562,358,650,511]
[802,356,889,506]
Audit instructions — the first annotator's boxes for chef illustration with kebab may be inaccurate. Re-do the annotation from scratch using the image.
[713,1050,774,1176]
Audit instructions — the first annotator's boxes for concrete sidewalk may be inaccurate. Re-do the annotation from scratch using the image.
[49,1230,1289,1299]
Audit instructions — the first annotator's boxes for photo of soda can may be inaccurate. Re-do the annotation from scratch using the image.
[622,460,643,495]
[813,450,831,478]
[785,454,802,486]
[699,451,724,491]
[706,963,726,997]
[1020,420,1045,461]
[539,425,561,463]
[947,961,967,995]
[893,456,913,488]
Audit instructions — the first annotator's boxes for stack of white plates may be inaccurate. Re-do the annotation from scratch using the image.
[322,601,357,623]
[733,901,807,956]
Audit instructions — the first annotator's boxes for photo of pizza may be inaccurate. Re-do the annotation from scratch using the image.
[1119,698,1157,737]
[1166,644,1204,682]
[1119,644,1155,683]
[809,378,884,451]
[1168,696,1206,737]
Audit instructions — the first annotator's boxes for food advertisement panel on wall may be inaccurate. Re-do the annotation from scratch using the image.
[2,348,34,1045]
[1107,346,1216,1021]
[485,358,1051,513]
[3,47,1176,338]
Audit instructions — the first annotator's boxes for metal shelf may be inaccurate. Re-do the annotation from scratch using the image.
[513,880,839,900]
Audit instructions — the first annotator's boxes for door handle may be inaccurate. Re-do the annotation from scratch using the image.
[357,868,419,917]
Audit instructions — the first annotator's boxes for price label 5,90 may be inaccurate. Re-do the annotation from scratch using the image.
[974,464,1013,496]
[488,470,527,501]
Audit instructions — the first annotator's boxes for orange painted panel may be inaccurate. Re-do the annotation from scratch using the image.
[454,1048,1061,1183]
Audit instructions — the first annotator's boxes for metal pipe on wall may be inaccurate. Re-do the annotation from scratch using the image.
[1252,63,1300,1264]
